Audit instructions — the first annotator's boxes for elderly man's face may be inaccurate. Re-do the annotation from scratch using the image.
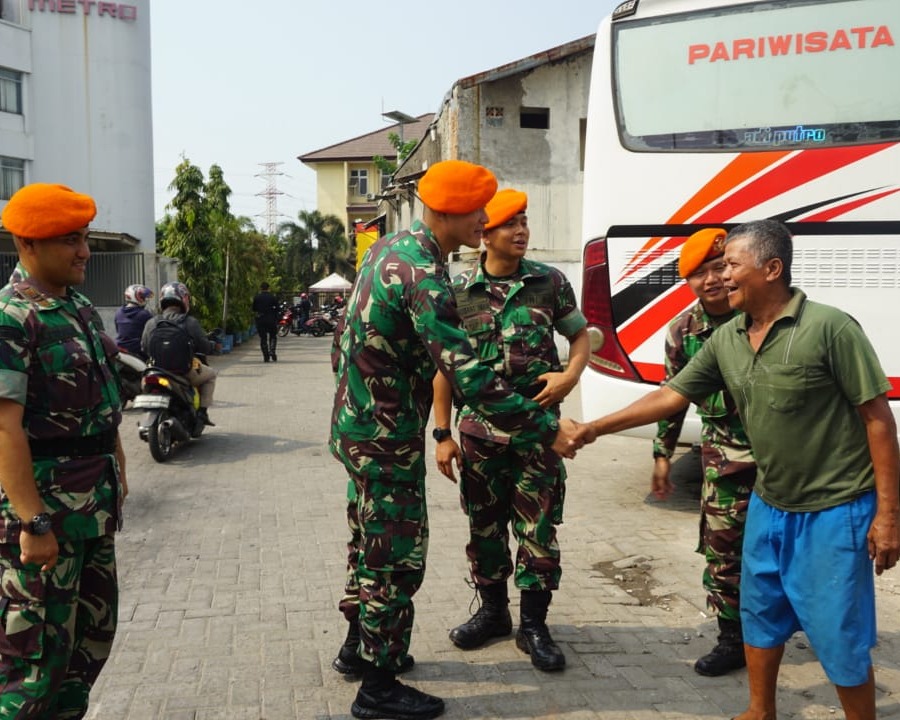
[722,235,769,313]
[26,227,91,294]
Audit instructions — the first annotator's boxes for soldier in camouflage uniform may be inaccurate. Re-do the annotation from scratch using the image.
[0,183,126,719]
[330,162,582,720]
[652,228,756,676]
[432,189,588,672]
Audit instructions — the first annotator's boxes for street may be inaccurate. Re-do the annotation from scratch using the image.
[86,336,900,720]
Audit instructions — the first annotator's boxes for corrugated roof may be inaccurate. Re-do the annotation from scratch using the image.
[457,35,595,89]
[298,113,435,164]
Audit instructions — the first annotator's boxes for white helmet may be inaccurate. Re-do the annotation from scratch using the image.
[124,284,153,307]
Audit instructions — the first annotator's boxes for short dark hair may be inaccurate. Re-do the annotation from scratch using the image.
[260,282,269,290]
[726,219,793,286]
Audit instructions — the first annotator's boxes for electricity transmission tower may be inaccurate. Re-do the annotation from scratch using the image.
[256,162,284,235]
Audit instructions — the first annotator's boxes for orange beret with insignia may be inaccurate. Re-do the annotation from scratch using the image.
[679,228,727,278]
[484,189,528,231]
[2,183,96,240]
[418,160,497,215]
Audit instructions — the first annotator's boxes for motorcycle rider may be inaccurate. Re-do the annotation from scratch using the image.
[115,284,154,360]
[141,282,218,426]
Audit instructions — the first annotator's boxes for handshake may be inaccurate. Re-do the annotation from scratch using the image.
[551,418,598,459]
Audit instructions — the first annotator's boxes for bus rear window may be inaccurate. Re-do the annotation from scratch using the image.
[613,0,900,151]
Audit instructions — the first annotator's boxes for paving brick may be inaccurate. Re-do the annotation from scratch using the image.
[82,338,900,719]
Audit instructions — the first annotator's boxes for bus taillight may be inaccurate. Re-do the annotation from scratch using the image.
[582,238,641,381]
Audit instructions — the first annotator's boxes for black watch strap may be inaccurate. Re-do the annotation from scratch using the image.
[25,512,52,536]
[432,427,452,442]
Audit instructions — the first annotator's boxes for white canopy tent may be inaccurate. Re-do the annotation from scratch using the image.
[308,273,352,292]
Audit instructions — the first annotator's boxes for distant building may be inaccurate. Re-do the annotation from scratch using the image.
[298,113,434,242]
[391,35,595,294]
[0,0,163,319]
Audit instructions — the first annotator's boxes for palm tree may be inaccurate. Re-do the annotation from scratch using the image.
[279,210,356,289]
[312,214,356,282]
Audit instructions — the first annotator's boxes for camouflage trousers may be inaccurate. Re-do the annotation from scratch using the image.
[0,534,117,719]
[697,465,756,622]
[338,454,428,672]
[459,433,565,591]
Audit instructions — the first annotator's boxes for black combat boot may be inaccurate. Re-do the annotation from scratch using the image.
[332,617,415,676]
[351,664,444,720]
[448,583,513,650]
[516,589,566,671]
[198,407,215,426]
[693,616,746,676]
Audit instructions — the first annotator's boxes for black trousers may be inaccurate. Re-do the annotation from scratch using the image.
[257,321,277,359]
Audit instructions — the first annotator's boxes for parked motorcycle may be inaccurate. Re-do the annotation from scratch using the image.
[115,348,147,406]
[277,304,325,337]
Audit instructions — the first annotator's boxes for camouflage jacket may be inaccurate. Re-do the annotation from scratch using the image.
[653,301,755,476]
[452,255,587,444]
[330,220,559,476]
[0,263,123,543]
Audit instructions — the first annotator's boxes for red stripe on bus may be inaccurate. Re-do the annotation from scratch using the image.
[621,143,895,282]
[615,144,899,355]
[618,284,695,353]
[634,364,900,400]
[633,361,666,383]
[800,187,900,222]
[702,143,895,222]
[623,151,788,278]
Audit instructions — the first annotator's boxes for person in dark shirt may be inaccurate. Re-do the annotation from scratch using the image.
[114,284,154,360]
[252,282,280,362]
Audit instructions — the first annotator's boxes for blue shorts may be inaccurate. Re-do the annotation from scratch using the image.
[740,490,877,687]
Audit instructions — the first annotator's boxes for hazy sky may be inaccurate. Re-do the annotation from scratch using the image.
[150,0,620,228]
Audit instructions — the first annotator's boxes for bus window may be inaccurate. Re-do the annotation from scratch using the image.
[613,0,900,152]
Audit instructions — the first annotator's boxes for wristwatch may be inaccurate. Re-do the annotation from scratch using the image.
[432,427,452,442]
[25,512,52,536]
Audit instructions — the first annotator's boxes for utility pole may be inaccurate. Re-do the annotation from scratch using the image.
[256,162,284,236]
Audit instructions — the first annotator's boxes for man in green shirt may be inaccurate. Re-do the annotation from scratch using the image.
[579,219,899,720]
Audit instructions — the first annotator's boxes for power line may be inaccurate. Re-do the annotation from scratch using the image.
[255,162,285,236]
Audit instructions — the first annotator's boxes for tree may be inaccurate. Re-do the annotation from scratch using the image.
[278,209,355,290]
[158,159,280,334]
[372,131,418,178]
[159,158,221,329]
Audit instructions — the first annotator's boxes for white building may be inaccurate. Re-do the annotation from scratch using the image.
[390,36,595,293]
[0,0,157,311]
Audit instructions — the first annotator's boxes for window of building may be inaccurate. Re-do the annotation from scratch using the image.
[348,169,368,196]
[0,68,23,115]
[1,157,25,201]
[0,1,24,24]
[520,107,550,130]
[380,170,391,191]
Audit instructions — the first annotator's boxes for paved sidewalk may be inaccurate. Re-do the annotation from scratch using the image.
[87,335,900,719]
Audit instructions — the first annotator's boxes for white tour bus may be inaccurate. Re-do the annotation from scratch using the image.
[581,0,900,440]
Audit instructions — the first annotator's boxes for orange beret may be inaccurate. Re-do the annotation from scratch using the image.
[418,160,497,215]
[484,189,528,231]
[679,228,727,278]
[1,183,96,240]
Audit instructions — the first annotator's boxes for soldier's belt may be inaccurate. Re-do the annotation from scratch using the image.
[29,429,118,459]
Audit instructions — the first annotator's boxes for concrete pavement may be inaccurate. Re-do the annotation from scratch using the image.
[86,335,900,719]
